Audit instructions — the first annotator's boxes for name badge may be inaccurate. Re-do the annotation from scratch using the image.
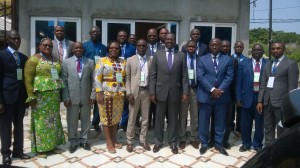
[17,68,23,80]
[116,72,123,83]
[94,56,101,64]
[188,70,194,80]
[267,76,275,88]
[51,68,59,80]
[254,72,260,82]
[141,72,145,82]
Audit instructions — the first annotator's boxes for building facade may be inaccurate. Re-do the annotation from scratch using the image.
[17,0,250,56]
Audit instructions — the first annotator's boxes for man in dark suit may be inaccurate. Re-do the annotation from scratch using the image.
[197,38,234,156]
[0,30,31,165]
[117,30,137,131]
[52,25,74,63]
[181,28,208,57]
[257,41,299,146]
[236,44,267,152]
[150,33,189,154]
[158,28,179,51]
[179,40,199,149]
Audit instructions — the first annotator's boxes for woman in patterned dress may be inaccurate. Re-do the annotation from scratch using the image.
[24,38,65,158]
[95,40,126,153]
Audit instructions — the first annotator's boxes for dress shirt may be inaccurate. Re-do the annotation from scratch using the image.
[272,55,285,72]
[138,54,148,87]
[187,53,197,85]
[56,38,67,60]
[74,56,84,78]
[165,48,174,64]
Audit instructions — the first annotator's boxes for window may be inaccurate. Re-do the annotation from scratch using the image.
[30,17,81,55]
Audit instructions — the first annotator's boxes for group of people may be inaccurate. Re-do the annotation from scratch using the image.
[0,25,298,165]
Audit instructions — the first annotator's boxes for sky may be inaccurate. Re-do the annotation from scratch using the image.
[250,0,300,34]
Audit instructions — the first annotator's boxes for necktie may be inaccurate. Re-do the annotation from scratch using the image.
[213,56,218,87]
[272,59,279,73]
[253,60,260,92]
[76,58,81,73]
[190,56,195,86]
[151,45,154,56]
[13,52,19,65]
[121,45,125,57]
[167,49,173,71]
[254,60,260,72]
[59,41,63,62]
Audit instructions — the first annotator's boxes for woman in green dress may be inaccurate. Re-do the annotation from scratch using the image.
[24,38,65,158]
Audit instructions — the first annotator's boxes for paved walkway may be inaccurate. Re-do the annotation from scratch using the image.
[0,107,256,168]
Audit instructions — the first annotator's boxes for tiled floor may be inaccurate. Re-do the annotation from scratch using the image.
[0,107,257,168]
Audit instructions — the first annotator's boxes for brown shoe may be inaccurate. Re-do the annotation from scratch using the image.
[190,141,200,149]
[139,143,151,151]
[179,141,186,149]
[126,144,134,153]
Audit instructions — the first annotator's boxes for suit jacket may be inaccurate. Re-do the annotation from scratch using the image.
[258,56,299,107]
[122,43,136,60]
[145,42,164,56]
[61,56,95,105]
[126,54,153,99]
[236,58,268,108]
[196,53,234,103]
[52,39,74,62]
[181,42,208,57]
[0,49,28,104]
[149,49,189,102]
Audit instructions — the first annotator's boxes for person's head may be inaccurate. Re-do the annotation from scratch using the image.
[136,39,147,56]
[234,41,244,56]
[72,42,84,58]
[209,38,221,56]
[186,40,197,56]
[89,26,101,43]
[128,34,137,46]
[107,40,120,59]
[251,43,264,61]
[159,28,169,43]
[190,28,201,42]
[271,41,285,59]
[6,30,21,50]
[221,40,231,55]
[147,28,158,45]
[164,33,175,49]
[117,30,128,45]
[54,26,65,41]
[39,38,53,57]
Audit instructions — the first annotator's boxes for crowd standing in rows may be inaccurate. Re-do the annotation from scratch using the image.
[0,25,299,165]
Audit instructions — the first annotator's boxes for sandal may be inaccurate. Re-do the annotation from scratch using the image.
[114,143,122,149]
[52,148,64,154]
[108,147,116,154]
[37,152,47,159]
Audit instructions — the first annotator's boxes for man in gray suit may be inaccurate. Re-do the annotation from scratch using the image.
[257,41,299,146]
[125,39,152,153]
[52,25,74,63]
[61,42,96,153]
[150,33,189,154]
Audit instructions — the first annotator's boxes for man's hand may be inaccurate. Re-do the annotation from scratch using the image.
[211,89,222,99]
[64,100,72,108]
[127,94,135,105]
[89,99,95,105]
[256,103,263,114]
[236,102,243,108]
[182,95,189,103]
[97,92,104,105]
[150,95,156,104]
[0,104,4,114]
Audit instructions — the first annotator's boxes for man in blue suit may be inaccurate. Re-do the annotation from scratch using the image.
[236,44,267,152]
[197,38,234,156]
[117,30,136,131]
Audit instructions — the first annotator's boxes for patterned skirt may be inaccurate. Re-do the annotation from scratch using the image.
[99,92,124,126]
[31,89,65,153]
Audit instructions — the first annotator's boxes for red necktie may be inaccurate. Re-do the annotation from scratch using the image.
[59,41,63,62]
[253,60,260,92]
[254,60,260,72]
[76,59,81,73]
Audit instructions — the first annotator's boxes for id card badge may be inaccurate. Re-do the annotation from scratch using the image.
[267,76,275,88]
[188,70,194,80]
[254,72,260,82]
[140,72,145,82]
[17,68,23,80]
[51,68,59,80]
[116,72,123,83]
[94,56,101,64]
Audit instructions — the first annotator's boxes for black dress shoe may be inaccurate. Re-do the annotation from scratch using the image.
[69,144,78,153]
[199,146,208,155]
[80,143,91,151]
[12,152,31,160]
[126,144,134,153]
[239,145,250,152]
[152,144,162,153]
[179,141,186,149]
[208,141,214,148]
[2,155,12,165]
[93,124,100,131]
[139,143,151,151]
[170,145,178,154]
[190,141,200,149]
[253,147,262,152]
[215,147,229,156]
[223,142,231,149]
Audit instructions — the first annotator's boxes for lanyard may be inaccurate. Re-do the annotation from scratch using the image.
[139,57,146,70]
[40,52,54,66]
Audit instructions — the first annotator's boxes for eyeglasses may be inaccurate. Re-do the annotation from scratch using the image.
[41,44,53,48]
